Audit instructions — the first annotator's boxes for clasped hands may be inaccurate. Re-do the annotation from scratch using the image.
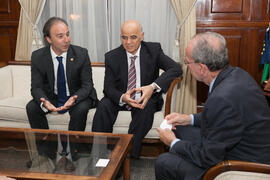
[122,84,153,109]
[40,95,78,112]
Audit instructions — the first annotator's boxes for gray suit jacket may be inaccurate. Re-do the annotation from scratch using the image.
[30,45,98,107]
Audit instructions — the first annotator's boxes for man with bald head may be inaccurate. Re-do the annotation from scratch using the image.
[155,32,270,180]
[92,20,182,158]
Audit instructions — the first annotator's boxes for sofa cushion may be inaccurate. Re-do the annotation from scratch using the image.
[215,171,270,180]
[0,65,165,139]
[0,66,12,100]
[10,65,32,99]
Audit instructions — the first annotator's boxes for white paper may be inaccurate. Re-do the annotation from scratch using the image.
[96,159,110,167]
[160,119,172,130]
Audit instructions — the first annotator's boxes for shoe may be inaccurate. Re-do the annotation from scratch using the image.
[55,155,75,173]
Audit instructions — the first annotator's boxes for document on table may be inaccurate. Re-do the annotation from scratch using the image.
[96,159,110,167]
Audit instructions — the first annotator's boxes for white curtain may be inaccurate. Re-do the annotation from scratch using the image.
[38,0,109,62]
[37,0,178,62]
[171,0,197,114]
[108,0,178,59]
[15,0,46,60]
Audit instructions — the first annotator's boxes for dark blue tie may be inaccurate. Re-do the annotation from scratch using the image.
[56,56,68,113]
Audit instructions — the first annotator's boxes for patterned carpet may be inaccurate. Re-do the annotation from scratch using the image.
[117,157,156,180]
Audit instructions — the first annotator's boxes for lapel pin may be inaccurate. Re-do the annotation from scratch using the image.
[70,58,74,62]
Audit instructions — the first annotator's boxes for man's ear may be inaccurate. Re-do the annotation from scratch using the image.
[141,32,144,40]
[199,63,208,73]
[45,36,52,44]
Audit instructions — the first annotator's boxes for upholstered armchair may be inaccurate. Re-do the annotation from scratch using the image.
[203,160,270,180]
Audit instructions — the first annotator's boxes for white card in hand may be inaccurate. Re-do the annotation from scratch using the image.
[160,119,172,130]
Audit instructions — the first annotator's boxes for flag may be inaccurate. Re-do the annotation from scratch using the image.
[260,27,270,83]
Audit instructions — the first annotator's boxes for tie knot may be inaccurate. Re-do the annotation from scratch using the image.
[130,55,137,63]
[56,56,63,63]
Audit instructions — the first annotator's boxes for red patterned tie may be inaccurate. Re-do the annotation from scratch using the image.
[126,55,137,110]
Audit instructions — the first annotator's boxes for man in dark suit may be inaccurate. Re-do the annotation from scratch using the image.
[26,17,97,164]
[155,32,270,180]
[92,20,182,158]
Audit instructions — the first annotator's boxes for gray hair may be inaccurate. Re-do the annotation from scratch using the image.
[191,32,229,71]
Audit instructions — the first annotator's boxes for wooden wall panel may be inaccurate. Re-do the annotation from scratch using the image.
[0,0,10,13]
[0,0,20,67]
[196,0,270,104]
[212,0,243,13]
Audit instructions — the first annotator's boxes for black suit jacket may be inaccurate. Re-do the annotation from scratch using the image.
[103,41,182,108]
[30,45,98,107]
[172,65,270,169]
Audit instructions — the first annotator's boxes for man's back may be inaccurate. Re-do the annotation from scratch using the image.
[207,66,270,164]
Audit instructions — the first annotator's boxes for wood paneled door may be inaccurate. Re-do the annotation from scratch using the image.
[196,0,270,103]
[0,0,20,67]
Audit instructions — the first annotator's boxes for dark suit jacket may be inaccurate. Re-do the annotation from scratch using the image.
[30,45,98,107]
[103,41,182,109]
[172,65,270,169]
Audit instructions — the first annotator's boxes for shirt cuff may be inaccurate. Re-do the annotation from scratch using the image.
[170,138,180,149]
[190,114,194,126]
[40,102,48,113]
[151,82,161,93]
[119,94,125,106]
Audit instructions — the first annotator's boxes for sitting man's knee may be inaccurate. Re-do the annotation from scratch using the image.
[26,100,39,113]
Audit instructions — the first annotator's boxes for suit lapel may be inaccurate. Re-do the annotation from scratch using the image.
[140,43,149,86]
[66,46,74,89]
[43,46,55,91]
[119,46,129,89]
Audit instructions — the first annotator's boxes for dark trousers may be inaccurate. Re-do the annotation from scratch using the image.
[155,126,206,180]
[92,97,158,158]
[26,98,92,159]
[26,98,92,131]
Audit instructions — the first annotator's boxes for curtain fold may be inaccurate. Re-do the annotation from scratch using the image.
[37,0,109,62]
[171,0,197,114]
[108,0,178,59]
[15,0,46,60]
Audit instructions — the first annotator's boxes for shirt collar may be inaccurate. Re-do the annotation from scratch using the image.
[126,45,141,59]
[50,46,67,60]
[209,76,217,93]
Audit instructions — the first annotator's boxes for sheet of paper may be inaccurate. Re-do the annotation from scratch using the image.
[96,159,110,167]
[160,119,172,130]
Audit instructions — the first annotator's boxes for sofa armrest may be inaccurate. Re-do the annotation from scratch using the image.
[203,160,270,180]
[164,77,182,116]
[0,66,13,100]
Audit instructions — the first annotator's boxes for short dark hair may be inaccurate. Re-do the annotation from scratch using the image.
[191,32,229,72]
[42,17,68,44]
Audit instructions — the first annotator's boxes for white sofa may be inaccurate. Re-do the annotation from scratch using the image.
[0,63,180,139]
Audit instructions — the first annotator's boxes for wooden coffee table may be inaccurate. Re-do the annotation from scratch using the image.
[0,127,132,180]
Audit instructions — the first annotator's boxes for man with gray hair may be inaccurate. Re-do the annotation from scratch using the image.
[155,32,270,180]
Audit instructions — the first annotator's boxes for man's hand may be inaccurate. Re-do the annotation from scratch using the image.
[165,113,192,130]
[59,95,78,111]
[136,85,153,109]
[157,127,176,146]
[122,88,141,108]
[40,98,60,112]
